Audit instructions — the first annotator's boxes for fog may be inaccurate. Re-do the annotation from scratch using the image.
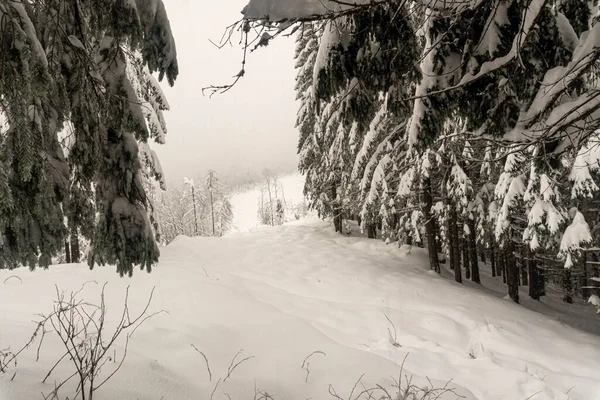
[156,0,299,187]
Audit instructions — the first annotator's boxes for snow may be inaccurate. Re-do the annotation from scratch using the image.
[474,1,509,57]
[570,140,600,199]
[242,0,475,20]
[559,211,592,268]
[527,24,600,121]
[1,218,600,400]
[11,2,48,68]
[458,0,545,88]
[242,0,370,20]
[312,21,343,98]
[407,8,436,147]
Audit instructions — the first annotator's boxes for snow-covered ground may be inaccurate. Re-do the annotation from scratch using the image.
[1,218,600,400]
[229,173,305,233]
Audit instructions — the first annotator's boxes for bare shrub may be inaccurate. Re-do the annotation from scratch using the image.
[1,282,164,400]
[328,355,464,400]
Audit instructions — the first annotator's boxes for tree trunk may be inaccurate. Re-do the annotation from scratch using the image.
[191,186,199,235]
[468,218,480,283]
[562,268,573,303]
[490,243,496,277]
[581,251,590,299]
[422,177,440,273]
[210,190,216,235]
[462,237,470,280]
[528,255,542,300]
[367,223,377,239]
[520,247,529,287]
[506,238,519,303]
[480,245,486,264]
[450,204,461,281]
[447,211,455,271]
[65,241,71,264]
[331,184,343,234]
[499,249,506,283]
[70,231,80,263]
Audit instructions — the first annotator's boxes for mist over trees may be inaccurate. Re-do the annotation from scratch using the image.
[235,0,600,304]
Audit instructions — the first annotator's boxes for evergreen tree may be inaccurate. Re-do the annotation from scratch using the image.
[0,0,178,276]
[245,0,600,306]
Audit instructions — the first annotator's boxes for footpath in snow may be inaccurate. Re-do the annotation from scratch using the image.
[1,217,600,400]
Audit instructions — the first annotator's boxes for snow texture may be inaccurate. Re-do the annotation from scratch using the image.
[559,211,592,269]
[1,216,599,400]
[242,0,477,20]
[242,0,370,20]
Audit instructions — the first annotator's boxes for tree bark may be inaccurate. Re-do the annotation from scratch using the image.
[499,249,506,283]
[266,177,274,227]
[528,255,542,300]
[462,236,470,280]
[468,218,480,283]
[65,241,71,264]
[210,189,216,235]
[422,177,440,273]
[490,243,496,277]
[331,184,343,234]
[191,186,199,235]
[520,247,529,287]
[367,223,377,239]
[506,238,519,303]
[480,245,486,264]
[447,209,455,271]
[562,268,573,303]
[450,204,461,281]
[70,230,80,263]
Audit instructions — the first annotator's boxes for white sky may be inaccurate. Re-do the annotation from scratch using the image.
[155,0,299,186]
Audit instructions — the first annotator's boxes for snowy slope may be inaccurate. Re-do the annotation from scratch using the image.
[1,218,600,400]
[229,173,305,233]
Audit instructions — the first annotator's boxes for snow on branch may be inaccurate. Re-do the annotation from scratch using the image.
[242,0,475,21]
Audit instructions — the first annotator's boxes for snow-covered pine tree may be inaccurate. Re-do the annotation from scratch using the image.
[215,196,234,237]
[522,149,566,299]
[495,151,527,303]
[244,0,600,305]
[0,0,178,276]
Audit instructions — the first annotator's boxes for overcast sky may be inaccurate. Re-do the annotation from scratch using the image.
[156,0,299,186]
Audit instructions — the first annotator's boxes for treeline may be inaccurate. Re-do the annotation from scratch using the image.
[283,1,600,304]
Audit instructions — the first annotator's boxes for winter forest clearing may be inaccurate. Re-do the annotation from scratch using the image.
[3,0,600,399]
[0,216,599,400]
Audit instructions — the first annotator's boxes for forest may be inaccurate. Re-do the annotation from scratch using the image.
[0,1,599,399]
[232,0,600,305]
